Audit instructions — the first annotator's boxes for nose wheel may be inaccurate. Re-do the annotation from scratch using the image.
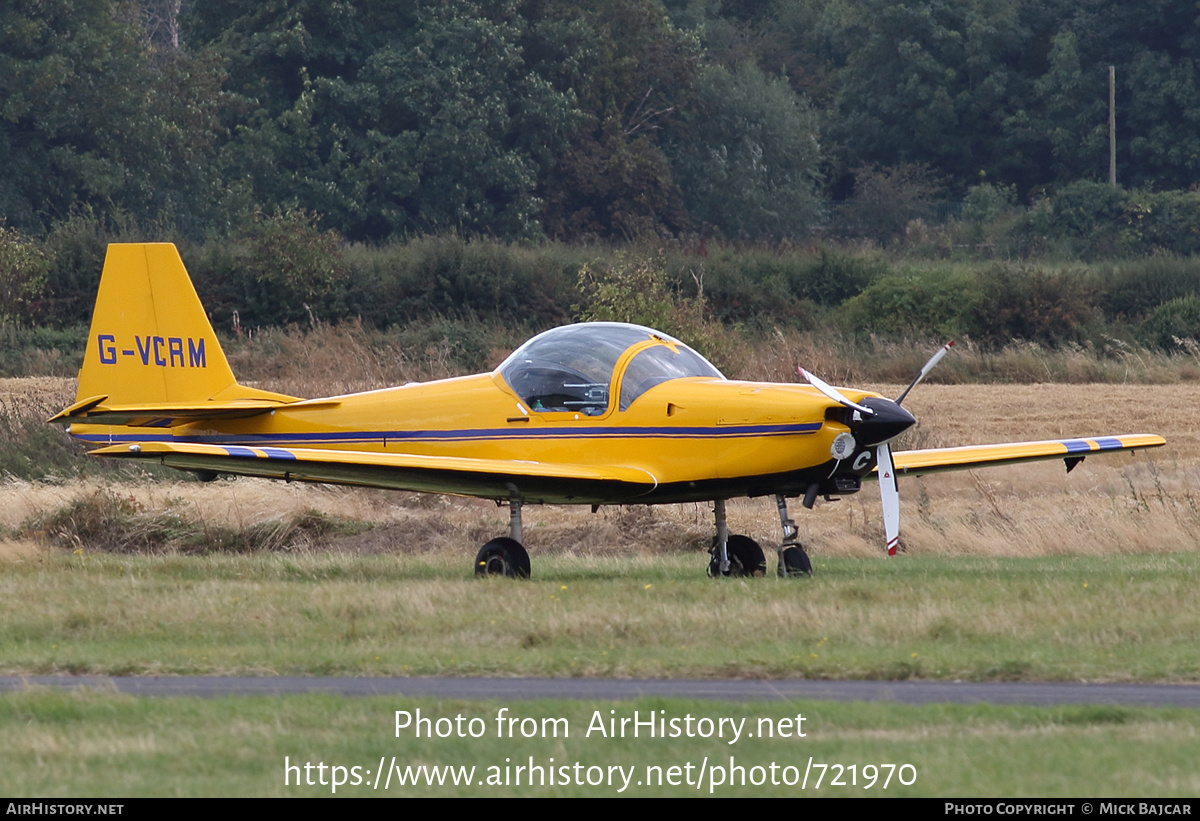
[775,494,812,577]
[778,544,812,577]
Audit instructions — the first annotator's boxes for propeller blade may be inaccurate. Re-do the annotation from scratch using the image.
[799,367,875,416]
[877,443,901,556]
[895,341,954,406]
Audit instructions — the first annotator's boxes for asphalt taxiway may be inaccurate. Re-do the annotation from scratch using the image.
[3,676,1200,706]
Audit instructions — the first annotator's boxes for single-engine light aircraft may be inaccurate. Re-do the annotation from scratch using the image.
[52,244,1165,577]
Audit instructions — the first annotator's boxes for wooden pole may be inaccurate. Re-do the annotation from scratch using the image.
[1109,65,1117,186]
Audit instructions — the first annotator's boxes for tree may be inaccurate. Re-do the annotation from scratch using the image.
[666,63,823,240]
[191,0,579,241]
[535,0,697,240]
[835,162,945,245]
[0,227,49,324]
[0,0,227,234]
[1023,31,1108,186]
[830,0,1029,189]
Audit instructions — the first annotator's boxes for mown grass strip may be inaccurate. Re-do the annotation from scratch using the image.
[2,691,1198,797]
[1,551,1196,682]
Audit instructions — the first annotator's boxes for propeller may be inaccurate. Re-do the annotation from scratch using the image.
[876,441,900,555]
[896,341,954,405]
[801,341,954,556]
[799,367,876,416]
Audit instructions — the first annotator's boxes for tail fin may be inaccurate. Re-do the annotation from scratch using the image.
[58,243,294,423]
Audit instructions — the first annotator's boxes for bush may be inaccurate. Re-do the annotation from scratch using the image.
[37,209,180,325]
[962,182,1017,225]
[1137,295,1200,350]
[1009,182,1200,259]
[969,264,1096,346]
[834,262,1097,347]
[1047,181,1128,238]
[787,248,886,306]
[1125,189,1200,257]
[37,214,108,325]
[341,235,584,329]
[1009,181,1131,259]
[835,265,982,341]
[0,226,50,326]
[1093,254,1200,321]
[235,209,349,327]
[0,324,86,377]
[574,255,745,372]
[653,245,885,330]
[833,163,946,246]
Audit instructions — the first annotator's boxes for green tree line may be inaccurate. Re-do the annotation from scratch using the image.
[4,0,1200,245]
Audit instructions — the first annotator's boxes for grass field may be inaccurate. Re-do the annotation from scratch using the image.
[1,550,1197,681]
[3,691,1199,797]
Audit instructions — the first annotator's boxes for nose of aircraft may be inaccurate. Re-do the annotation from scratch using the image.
[851,397,917,446]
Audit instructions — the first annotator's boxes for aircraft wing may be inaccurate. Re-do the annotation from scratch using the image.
[87,441,658,505]
[880,433,1165,477]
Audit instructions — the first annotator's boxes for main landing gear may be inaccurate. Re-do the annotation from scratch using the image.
[707,496,812,579]
[707,499,767,577]
[475,493,531,579]
[475,493,812,580]
[475,537,530,578]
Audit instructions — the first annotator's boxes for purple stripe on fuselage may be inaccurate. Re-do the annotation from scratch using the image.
[72,422,823,447]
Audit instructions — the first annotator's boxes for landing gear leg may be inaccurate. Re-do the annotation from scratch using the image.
[509,492,523,544]
[709,499,730,576]
[708,500,767,577]
[775,494,812,577]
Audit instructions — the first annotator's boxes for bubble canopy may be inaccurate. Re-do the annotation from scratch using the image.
[496,322,725,414]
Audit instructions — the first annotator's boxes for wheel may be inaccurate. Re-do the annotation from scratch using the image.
[708,534,767,578]
[778,544,812,578]
[474,537,531,579]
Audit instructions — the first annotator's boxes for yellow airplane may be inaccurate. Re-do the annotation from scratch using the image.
[51,243,1164,578]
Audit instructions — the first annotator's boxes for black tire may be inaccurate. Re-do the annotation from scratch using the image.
[779,544,812,578]
[474,537,531,579]
[708,534,767,577]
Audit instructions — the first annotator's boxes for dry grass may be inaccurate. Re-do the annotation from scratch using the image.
[739,330,1200,387]
[0,538,42,563]
[0,377,75,409]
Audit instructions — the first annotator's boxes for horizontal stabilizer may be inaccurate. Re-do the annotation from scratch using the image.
[50,398,294,428]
